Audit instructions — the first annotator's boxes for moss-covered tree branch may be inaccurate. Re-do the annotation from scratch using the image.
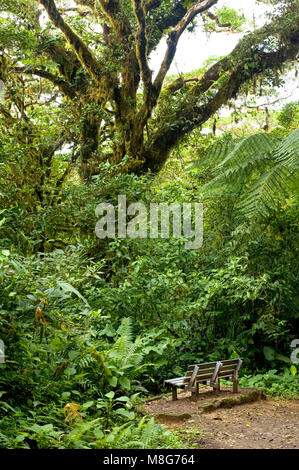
[13,67,76,99]
[133,1,153,93]
[38,0,108,85]
[145,8,299,170]
[98,0,132,39]
[153,1,219,101]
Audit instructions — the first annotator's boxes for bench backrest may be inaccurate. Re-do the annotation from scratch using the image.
[184,361,217,384]
[215,358,242,379]
[184,358,242,384]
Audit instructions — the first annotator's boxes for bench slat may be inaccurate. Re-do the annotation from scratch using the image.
[218,359,240,366]
[217,366,236,374]
[185,367,216,378]
[164,376,185,384]
[187,361,217,370]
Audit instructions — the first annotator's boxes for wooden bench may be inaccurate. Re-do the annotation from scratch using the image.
[164,358,242,401]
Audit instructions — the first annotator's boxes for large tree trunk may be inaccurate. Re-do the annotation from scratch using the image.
[80,111,99,180]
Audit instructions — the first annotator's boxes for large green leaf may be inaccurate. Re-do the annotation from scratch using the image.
[58,281,90,307]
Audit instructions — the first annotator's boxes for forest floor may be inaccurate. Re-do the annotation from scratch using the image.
[142,387,299,449]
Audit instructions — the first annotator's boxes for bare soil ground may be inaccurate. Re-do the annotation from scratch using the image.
[143,387,299,449]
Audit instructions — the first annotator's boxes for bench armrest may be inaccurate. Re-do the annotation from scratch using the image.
[211,361,223,384]
[187,365,199,391]
[164,377,185,387]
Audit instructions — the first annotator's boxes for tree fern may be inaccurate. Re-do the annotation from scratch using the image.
[193,129,299,217]
[238,129,299,216]
[275,128,299,169]
[192,134,237,169]
[238,164,291,216]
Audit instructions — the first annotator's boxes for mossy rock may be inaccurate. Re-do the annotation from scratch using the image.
[198,388,266,414]
[156,412,192,422]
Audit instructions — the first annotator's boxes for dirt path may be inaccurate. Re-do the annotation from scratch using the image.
[143,388,299,449]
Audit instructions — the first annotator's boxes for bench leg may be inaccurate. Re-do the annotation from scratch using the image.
[191,384,199,402]
[172,386,178,401]
[233,378,238,393]
[212,380,220,394]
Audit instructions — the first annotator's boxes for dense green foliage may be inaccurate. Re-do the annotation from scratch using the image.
[1,104,298,447]
[0,0,298,450]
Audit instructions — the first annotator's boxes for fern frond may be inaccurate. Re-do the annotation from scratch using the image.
[116,317,132,340]
[238,164,291,216]
[194,129,298,217]
[274,128,299,169]
[192,134,237,169]
[217,133,279,171]
[238,129,299,216]
[199,133,280,196]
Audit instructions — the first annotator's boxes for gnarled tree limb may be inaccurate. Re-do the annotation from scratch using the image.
[14,67,76,99]
[38,0,106,84]
[153,0,219,94]
[205,11,232,28]
[145,9,299,170]
[97,0,132,38]
[133,1,153,91]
